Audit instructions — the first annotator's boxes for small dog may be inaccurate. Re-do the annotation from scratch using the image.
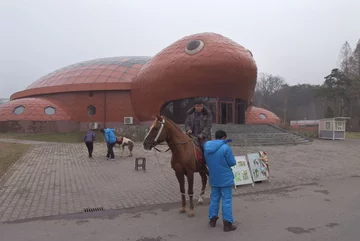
[115,136,134,157]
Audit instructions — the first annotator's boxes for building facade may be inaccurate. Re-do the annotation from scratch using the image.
[0,32,280,133]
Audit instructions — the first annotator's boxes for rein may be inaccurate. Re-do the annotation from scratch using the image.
[147,117,192,153]
[153,138,192,153]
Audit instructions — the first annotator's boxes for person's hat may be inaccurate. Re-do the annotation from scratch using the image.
[193,98,204,105]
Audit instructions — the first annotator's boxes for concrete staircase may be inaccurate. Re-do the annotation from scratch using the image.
[210,124,310,146]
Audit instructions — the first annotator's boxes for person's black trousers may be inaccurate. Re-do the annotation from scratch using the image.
[106,142,115,159]
[85,142,94,157]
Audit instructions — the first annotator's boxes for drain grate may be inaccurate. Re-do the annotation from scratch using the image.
[83,207,104,213]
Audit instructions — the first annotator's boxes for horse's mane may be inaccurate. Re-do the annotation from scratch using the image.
[162,116,187,135]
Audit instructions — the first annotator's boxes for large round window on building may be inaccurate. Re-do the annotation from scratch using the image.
[44,106,56,115]
[87,105,96,116]
[13,105,25,115]
[160,97,216,124]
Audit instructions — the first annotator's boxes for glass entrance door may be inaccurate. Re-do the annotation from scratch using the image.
[236,102,246,124]
[220,102,233,124]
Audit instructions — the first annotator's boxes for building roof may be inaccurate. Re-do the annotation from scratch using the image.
[11,56,151,100]
[290,120,320,125]
[246,106,280,124]
[319,117,350,121]
[0,98,71,121]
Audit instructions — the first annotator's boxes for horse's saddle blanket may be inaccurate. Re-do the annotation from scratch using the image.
[191,138,205,166]
[116,137,123,145]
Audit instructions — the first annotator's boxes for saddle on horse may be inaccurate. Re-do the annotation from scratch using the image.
[188,135,206,167]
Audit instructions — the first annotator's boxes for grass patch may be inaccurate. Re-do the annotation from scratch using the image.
[0,142,31,179]
[0,131,106,143]
[346,132,360,139]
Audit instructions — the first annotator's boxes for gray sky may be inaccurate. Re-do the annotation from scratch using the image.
[1,0,359,98]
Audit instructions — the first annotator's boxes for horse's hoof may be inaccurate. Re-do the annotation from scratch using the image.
[179,207,186,213]
[198,199,204,205]
[188,210,195,217]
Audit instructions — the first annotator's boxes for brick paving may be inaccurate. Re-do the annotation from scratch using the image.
[0,139,360,222]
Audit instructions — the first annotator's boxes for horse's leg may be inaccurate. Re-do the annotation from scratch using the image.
[198,170,208,204]
[175,171,186,213]
[186,171,195,217]
[120,144,124,156]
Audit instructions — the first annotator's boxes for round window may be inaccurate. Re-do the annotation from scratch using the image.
[185,40,205,55]
[87,105,96,116]
[259,113,267,119]
[44,106,56,115]
[13,106,25,115]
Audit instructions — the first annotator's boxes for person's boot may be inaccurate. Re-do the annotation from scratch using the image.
[223,220,237,232]
[209,216,219,227]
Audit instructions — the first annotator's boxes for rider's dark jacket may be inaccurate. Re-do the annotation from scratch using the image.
[184,106,212,140]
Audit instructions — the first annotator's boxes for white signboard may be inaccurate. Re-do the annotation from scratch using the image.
[247,153,269,182]
[231,156,254,187]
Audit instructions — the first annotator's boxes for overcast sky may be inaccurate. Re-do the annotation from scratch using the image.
[1,0,359,98]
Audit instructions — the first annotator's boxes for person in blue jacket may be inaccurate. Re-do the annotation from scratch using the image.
[204,129,237,232]
[100,128,117,160]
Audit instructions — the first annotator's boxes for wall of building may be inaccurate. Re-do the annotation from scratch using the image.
[290,124,319,133]
[41,90,138,123]
[319,130,345,139]
[0,120,79,133]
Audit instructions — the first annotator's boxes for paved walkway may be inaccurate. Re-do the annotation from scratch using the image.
[0,139,360,222]
[1,177,359,241]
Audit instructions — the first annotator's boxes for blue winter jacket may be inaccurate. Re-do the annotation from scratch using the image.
[104,128,116,144]
[204,139,237,187]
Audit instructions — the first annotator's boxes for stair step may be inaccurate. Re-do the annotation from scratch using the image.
[179,124,309,146]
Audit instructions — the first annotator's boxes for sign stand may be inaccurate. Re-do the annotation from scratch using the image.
[247,152,270,183]
[232,156,254,188]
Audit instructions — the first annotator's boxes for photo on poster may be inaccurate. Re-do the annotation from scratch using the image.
[247,153,269,182]
[232,156,254,187]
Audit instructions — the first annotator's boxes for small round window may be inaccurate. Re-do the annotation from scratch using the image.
[259,113,267,119]
[87,105,96,116]
[185,40,205,55]
[13,106,25,115]
[44,106,56,115]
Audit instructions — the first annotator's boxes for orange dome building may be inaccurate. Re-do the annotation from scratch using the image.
[0,32,280,133]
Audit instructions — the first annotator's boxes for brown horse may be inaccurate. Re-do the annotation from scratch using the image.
[143,115,208,217]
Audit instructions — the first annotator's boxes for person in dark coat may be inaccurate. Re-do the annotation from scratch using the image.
[204,129,237,232]
[84,129,96,158]
[184,98,212,150]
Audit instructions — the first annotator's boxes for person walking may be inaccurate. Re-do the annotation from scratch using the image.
[204,129,237,232]
[100,128,117,160]
[84,129,96,158]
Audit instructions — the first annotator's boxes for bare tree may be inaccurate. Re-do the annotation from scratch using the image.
[255,73,287,107]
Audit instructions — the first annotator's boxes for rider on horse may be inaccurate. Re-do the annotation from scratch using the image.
[185,98,212,151]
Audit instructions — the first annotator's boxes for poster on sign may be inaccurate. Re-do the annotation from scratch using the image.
[231,156,254,187]
[247,153,269,182]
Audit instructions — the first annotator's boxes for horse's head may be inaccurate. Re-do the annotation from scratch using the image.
[143,115,168,150]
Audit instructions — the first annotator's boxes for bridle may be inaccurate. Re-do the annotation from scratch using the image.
[144,117,191,152]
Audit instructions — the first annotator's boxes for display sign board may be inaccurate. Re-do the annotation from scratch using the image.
[247,153,269,182]
[231,156,254,187]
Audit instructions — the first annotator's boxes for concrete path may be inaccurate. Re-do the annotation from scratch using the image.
[1,176,359,241]
[1,139,360,223]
